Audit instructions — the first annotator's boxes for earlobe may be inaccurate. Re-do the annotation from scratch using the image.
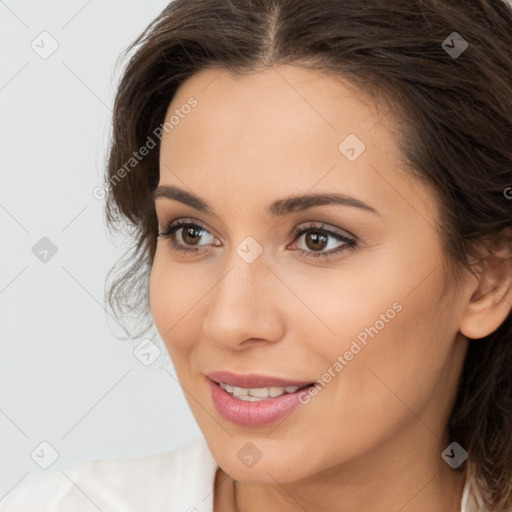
[459,239,512,340]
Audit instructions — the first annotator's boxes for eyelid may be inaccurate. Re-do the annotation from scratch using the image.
[291,221,356,240]
[158,217,217,238]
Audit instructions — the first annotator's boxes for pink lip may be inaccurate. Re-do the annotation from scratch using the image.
[206,370,312,388]
[206,371,314,427]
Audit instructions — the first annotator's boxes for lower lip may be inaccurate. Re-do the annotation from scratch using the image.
[208,379,310,427]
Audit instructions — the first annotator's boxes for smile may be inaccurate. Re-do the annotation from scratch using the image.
[218,382,309,401]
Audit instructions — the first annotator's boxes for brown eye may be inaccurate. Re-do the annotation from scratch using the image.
[158,219,218,254]
[303,231,329,251]
[181,225,203,245]
[290,223,357,260]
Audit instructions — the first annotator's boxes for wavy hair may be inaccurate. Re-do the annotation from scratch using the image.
[103,1,512,509]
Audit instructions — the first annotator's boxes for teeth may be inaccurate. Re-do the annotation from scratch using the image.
[231,386,248,396]
[269,387,284,397]
[248,387,269,398]
[218,382,305,400]
[237,395,265,401]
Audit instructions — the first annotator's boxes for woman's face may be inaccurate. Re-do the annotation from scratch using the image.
[149,65,470,484]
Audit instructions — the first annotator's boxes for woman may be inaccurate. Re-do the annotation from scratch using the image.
[2,0,511,510]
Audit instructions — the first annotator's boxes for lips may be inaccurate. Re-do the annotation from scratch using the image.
[206,370,313,389]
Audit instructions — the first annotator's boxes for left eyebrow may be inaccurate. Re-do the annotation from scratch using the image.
[153,185,380,217]
[268,192,380,217]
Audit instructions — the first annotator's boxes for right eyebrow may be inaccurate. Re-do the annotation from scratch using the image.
[153,185,213,214]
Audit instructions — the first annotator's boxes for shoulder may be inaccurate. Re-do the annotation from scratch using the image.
[0,436,218,512]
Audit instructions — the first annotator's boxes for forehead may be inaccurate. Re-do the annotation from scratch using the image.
[158,65,435,225]
[166,65,389,148]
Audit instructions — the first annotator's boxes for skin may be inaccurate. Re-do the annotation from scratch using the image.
[149,65,512,512]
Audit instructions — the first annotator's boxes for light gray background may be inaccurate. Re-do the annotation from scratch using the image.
[0,0,201,497]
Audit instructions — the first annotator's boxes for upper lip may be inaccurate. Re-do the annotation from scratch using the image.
[206,371,313,389]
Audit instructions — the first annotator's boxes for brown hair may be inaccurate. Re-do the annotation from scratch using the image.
[103,1,512,509]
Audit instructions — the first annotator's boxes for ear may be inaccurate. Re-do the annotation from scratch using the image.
[459,229,512,340]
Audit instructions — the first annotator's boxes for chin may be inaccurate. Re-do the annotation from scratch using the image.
[210,440,321,485]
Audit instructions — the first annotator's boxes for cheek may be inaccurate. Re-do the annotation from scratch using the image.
[149,251,207,352]
[301,244,455,409]
[328,274,455,423]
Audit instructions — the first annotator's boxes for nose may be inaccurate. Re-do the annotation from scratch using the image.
[202,253,286,350]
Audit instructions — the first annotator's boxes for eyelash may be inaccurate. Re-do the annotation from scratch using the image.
[157,219,357,260]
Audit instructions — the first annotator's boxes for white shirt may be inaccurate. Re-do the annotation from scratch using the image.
[0,436,471,511]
